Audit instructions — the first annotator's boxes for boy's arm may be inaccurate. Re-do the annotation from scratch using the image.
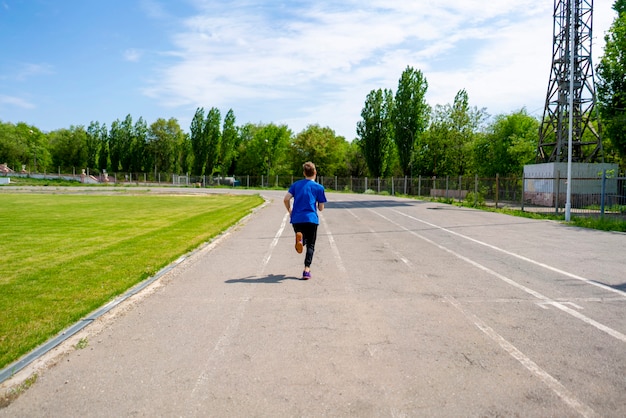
[317,202,324,211]
[283,192,293,214]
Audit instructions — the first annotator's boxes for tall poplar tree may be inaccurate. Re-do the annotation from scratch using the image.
[190,108,207,175]
[204,107,222,177]
[393,66,430,176]
[108,119,122,172]
[131,117,148,173]
[220,109,238,175]
[357,88,395,177]
[119,114,134,172]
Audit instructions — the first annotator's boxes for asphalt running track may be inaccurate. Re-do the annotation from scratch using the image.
[1,189,625,417]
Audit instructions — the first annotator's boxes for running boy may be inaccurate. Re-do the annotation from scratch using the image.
[283,161,327,280]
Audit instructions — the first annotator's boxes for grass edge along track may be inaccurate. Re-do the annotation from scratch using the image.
[0,192,264,370]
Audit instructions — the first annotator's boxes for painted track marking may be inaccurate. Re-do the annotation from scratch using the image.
[370,208,626,343]
[392,209,626,299]
[447,296,598,418]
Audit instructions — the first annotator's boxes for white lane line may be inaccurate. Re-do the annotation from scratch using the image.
[261,212,289,274]
[320,212,346,274]
[392,209,626,299]
[371,209,626,344]
[446,296,599,418]
[190,296,249,398]
[190,212,288,400]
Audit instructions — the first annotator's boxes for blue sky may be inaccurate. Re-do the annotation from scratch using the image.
[0,0,616,140]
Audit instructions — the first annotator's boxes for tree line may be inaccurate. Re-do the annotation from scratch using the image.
[1,1,624,179]
[0,114,362,179]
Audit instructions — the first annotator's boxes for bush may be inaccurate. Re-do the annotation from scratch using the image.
[464,191,485,207]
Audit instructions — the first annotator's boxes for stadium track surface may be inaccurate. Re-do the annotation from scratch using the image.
[1,187,626,416]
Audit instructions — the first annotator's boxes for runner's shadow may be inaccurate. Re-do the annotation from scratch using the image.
[589,280,626,292]
[609,282,626,292]
[225,274,300,284]
[325,199,419,209]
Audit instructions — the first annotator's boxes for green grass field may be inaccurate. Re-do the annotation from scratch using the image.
[0,192,264,370]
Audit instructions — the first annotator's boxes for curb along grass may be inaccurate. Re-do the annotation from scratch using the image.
[0,192,264,372]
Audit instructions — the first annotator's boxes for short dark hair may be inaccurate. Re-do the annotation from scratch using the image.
[303,161,316,177]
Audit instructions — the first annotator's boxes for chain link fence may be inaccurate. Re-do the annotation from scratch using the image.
[3,168,625,218]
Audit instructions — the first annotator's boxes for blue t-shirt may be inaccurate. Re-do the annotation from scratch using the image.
[288,179,327,225]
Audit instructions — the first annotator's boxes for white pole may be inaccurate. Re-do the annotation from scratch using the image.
[565,0,575,221]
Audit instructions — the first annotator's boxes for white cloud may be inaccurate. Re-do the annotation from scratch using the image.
[139,0,169,19]
[143,0,616,138]
[124,49,143,62]
[0,95,35,109]
[14,63,53,81]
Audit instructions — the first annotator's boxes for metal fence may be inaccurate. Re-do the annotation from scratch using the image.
[3,169,625,217]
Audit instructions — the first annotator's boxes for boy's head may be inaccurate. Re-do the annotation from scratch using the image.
[303,161,316,178]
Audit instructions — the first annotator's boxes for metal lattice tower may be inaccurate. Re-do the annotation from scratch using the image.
[537,0,602,163]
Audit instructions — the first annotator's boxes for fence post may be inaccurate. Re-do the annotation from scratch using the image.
[392,177,395,195]
[521,173,525,211]
[555,171,561,214]
[475,174,478,206]
[495,173,499,209]
[377,177,381,194]
[601,169,607,217]
[365,177,368,192]
[458,175,462,202]
[445,176,449,198]
[418,175,422,196]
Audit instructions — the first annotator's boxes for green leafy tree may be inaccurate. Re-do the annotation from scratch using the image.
[597,0,626,159]
[87,121,108,173]
[131,117,148,173]
[48,126,88,172]
[290,124,348,177]
[108,119,122,172]
[0,121,30,170]
[345,139,368,177]
[190,108,207,175]
[86,121,109,172]
[257,123,292,178]
[220,109,238,175]
[147,118,184,175]
[473,109,539,177]
[119,114,133,173]
[235,123,292,177]
[178,133,193,175]
[233,123,261,175]
[417,90,486,177]
[204,107,222,177]
[448,89,486,175]
[393,66,430,175]
[85,122,101,171]
[357,88,395,177]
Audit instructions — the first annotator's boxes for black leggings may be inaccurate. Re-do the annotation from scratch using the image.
[293,223,318,267]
